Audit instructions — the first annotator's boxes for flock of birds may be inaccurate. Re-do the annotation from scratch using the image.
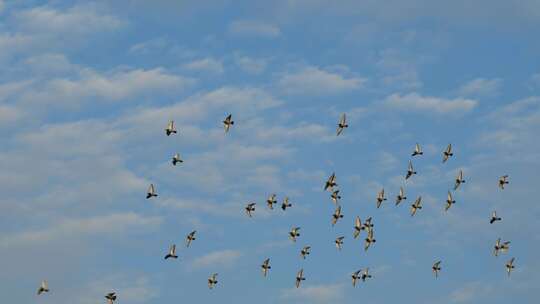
[35,113,516,302]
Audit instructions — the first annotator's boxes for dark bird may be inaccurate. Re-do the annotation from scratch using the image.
[410,196,422,216]
[223,114,234,133]
[353,216,364,239]
[261,258,271,277]
[361,268,372,282]
[412,143,423,156]
[405,160,417,180]
[494,238,510,256]
[105,292,117,304]
[330,190,341,204]
[442,144,453,163]
[208,273,218,289]
[364,229,376,251]
[376,188,387,208]
[335,236,345,250]
[266,194,277,210]
[164,244,178,259]
[396,187,407,206]
[432,261,442,278]
[324,173,337,191]
[172,153,183,165]
[295,269,306,288]
[331,205,344,226]
[445,191,455,211]
[165,120,177,136]
[245,202,256,217]
[300,246,311,259]
[289,227,300,242]
[146,184,158,199]
[506,257,515,277]
[281,197,292,211]
[454,170,465,190]
[352,270,361,287]
[498,175,509,190]
[363,217,374,232]
[37,280,49,295]
[186,230,196,247]
[490,211,502,224]
[336,113,348,136]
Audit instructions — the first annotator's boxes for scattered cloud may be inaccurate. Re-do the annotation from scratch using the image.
[228,20,281,38]
[235,55,268,74]
[383,93,478,115]
[458,77,502,97]
[191,249,242,269]
[281,284,344,303]
[450,281,493,303]
[278,65,366,95]
[183,57,224,74]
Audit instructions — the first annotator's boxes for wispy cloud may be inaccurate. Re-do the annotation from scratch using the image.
[278,65,366,95]
[228,20,281,38]
[183,57,224,74]
[458,77,502,97]
[191,249,243,269]
[383,93,478,115]
[281,283,344,303]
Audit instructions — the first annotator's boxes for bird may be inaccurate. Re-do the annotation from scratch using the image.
[281,197,292,211]
[146,183,158,199]
[364,229,376,251]
[208,273,218,289]
[351,270,361,287]
[266,194,277,210]
[289,227,301,242]
[37,280,49,295]
[331,205,344,226]
[445,191,456,211]
[165,120,177,136]
[330,190,341,204]
[223,114,234,133]
[164,244,178,259]
[261,258,271,277]
[506,257,515,277]
[412,143,423,156]
[490,211,502,224]
[454,170,466,190]
[172,153,183,166]
[245,202,256,217]
[186,230,196,247]
[498,175,509,190]
[335,236,345,250]
[442,144,453,163]
[432,261,442,278]
[361,268,372,281]
[410,196,422,216]
[405,160,417,180]
[324,172,337,191]
[336,113,348,136]
[105,292,117,304]
[376,188,387,208]
[396,187,407,206]
[300,246,311,259]
[494,238,510,256]
[353,216,364,239]
[295,269,306,288]
[363,217,374,232]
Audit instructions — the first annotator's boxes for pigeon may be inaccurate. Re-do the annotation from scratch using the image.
[352,270,362,287]
[490,211,502,224]
[146,184,158,199]
[364,229,376,251]
[442,144,453,163]
[454,170,466,190]
[330,190,341,204]
[186,230,197,247]
[376,188,387,208]
[295,269,306,288]
[165,120,177,136]
[498,175,509,190]
[335,236,345,250]
[223,114,234,133]
[396,187,407,206]
[208,273,218,289]
[361,268,372,281]
[336,113,348,136]
[324,173,337,191]
[261,258,271,277]
[445,191,456,211]
[331,206,344,226]
[245,202,256,217]
[289,227,301,242]
[172,153,183,166]
[353,216,364,239]
[266,194,277,210]
[164,244,178,259]
[281,197,292,211]
[405,160,417,180]
[105,292,117,304]
[494,238,510,256]
[506,257,515,277]
[412,143,423,156]
[300,246,311,259]
[363,217,374,232]
[410,196,422,216]
[37,280,49,295]
[432,261,442,278]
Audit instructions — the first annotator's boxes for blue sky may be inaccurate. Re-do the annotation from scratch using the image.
[1,1,539,303]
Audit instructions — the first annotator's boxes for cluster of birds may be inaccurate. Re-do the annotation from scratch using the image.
[35,113,517,301]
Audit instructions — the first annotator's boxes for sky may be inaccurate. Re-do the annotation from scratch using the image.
[0,1,539,303]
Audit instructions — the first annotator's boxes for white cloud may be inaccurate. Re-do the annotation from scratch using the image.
[458,78,502,97]
[228,20,281,38]
[281,284,344,303]
[450,281,493,303]
[191,249,242,269]
[76,274,158,304]
[278,66,366,95]
[183,57,224,74]
[235,55,268,74]
[383,93,478,115]
[376,49,423,90]
[0,1,4,13]
[0,105,24,126]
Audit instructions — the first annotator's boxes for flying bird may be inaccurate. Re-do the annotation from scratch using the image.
[281,197,292,211]
[266,194,277,210]
[490,211,502,224]
[442,144,453,163]
[223,114,234,133]
[454,170,466,190]
[376,188,387,208]
[364,229,376,251]
[105,292,117,304]
[506,257,515,277]
[396,187,407,206]
[186,230,197,247]
[245,202,256,217]
[330,190,341,204]
[336,113,348,136]
[494,238,510,256]
[261,258,271,277]
[295,269,306,288]
[410,196,422,216]
[363,217,374,232]
[208,273,218,289]
[361,268,372,282]
[445,191,456,211]
[331,205,344,226]
[300,246,311,259]
[335,236,345,250]
[289,227,301,242]
[165,120,177,136]
[432,261,442,278]
[146,184,158,199]
[37,280,49,295]
[412,143,423,156]
[351,270,362,287]
[498,175,509,190]
[405,160,417,180]
[164,244,178,259]
[353,216,364,239]
[172,153,183,166]
[324,173,337,191]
